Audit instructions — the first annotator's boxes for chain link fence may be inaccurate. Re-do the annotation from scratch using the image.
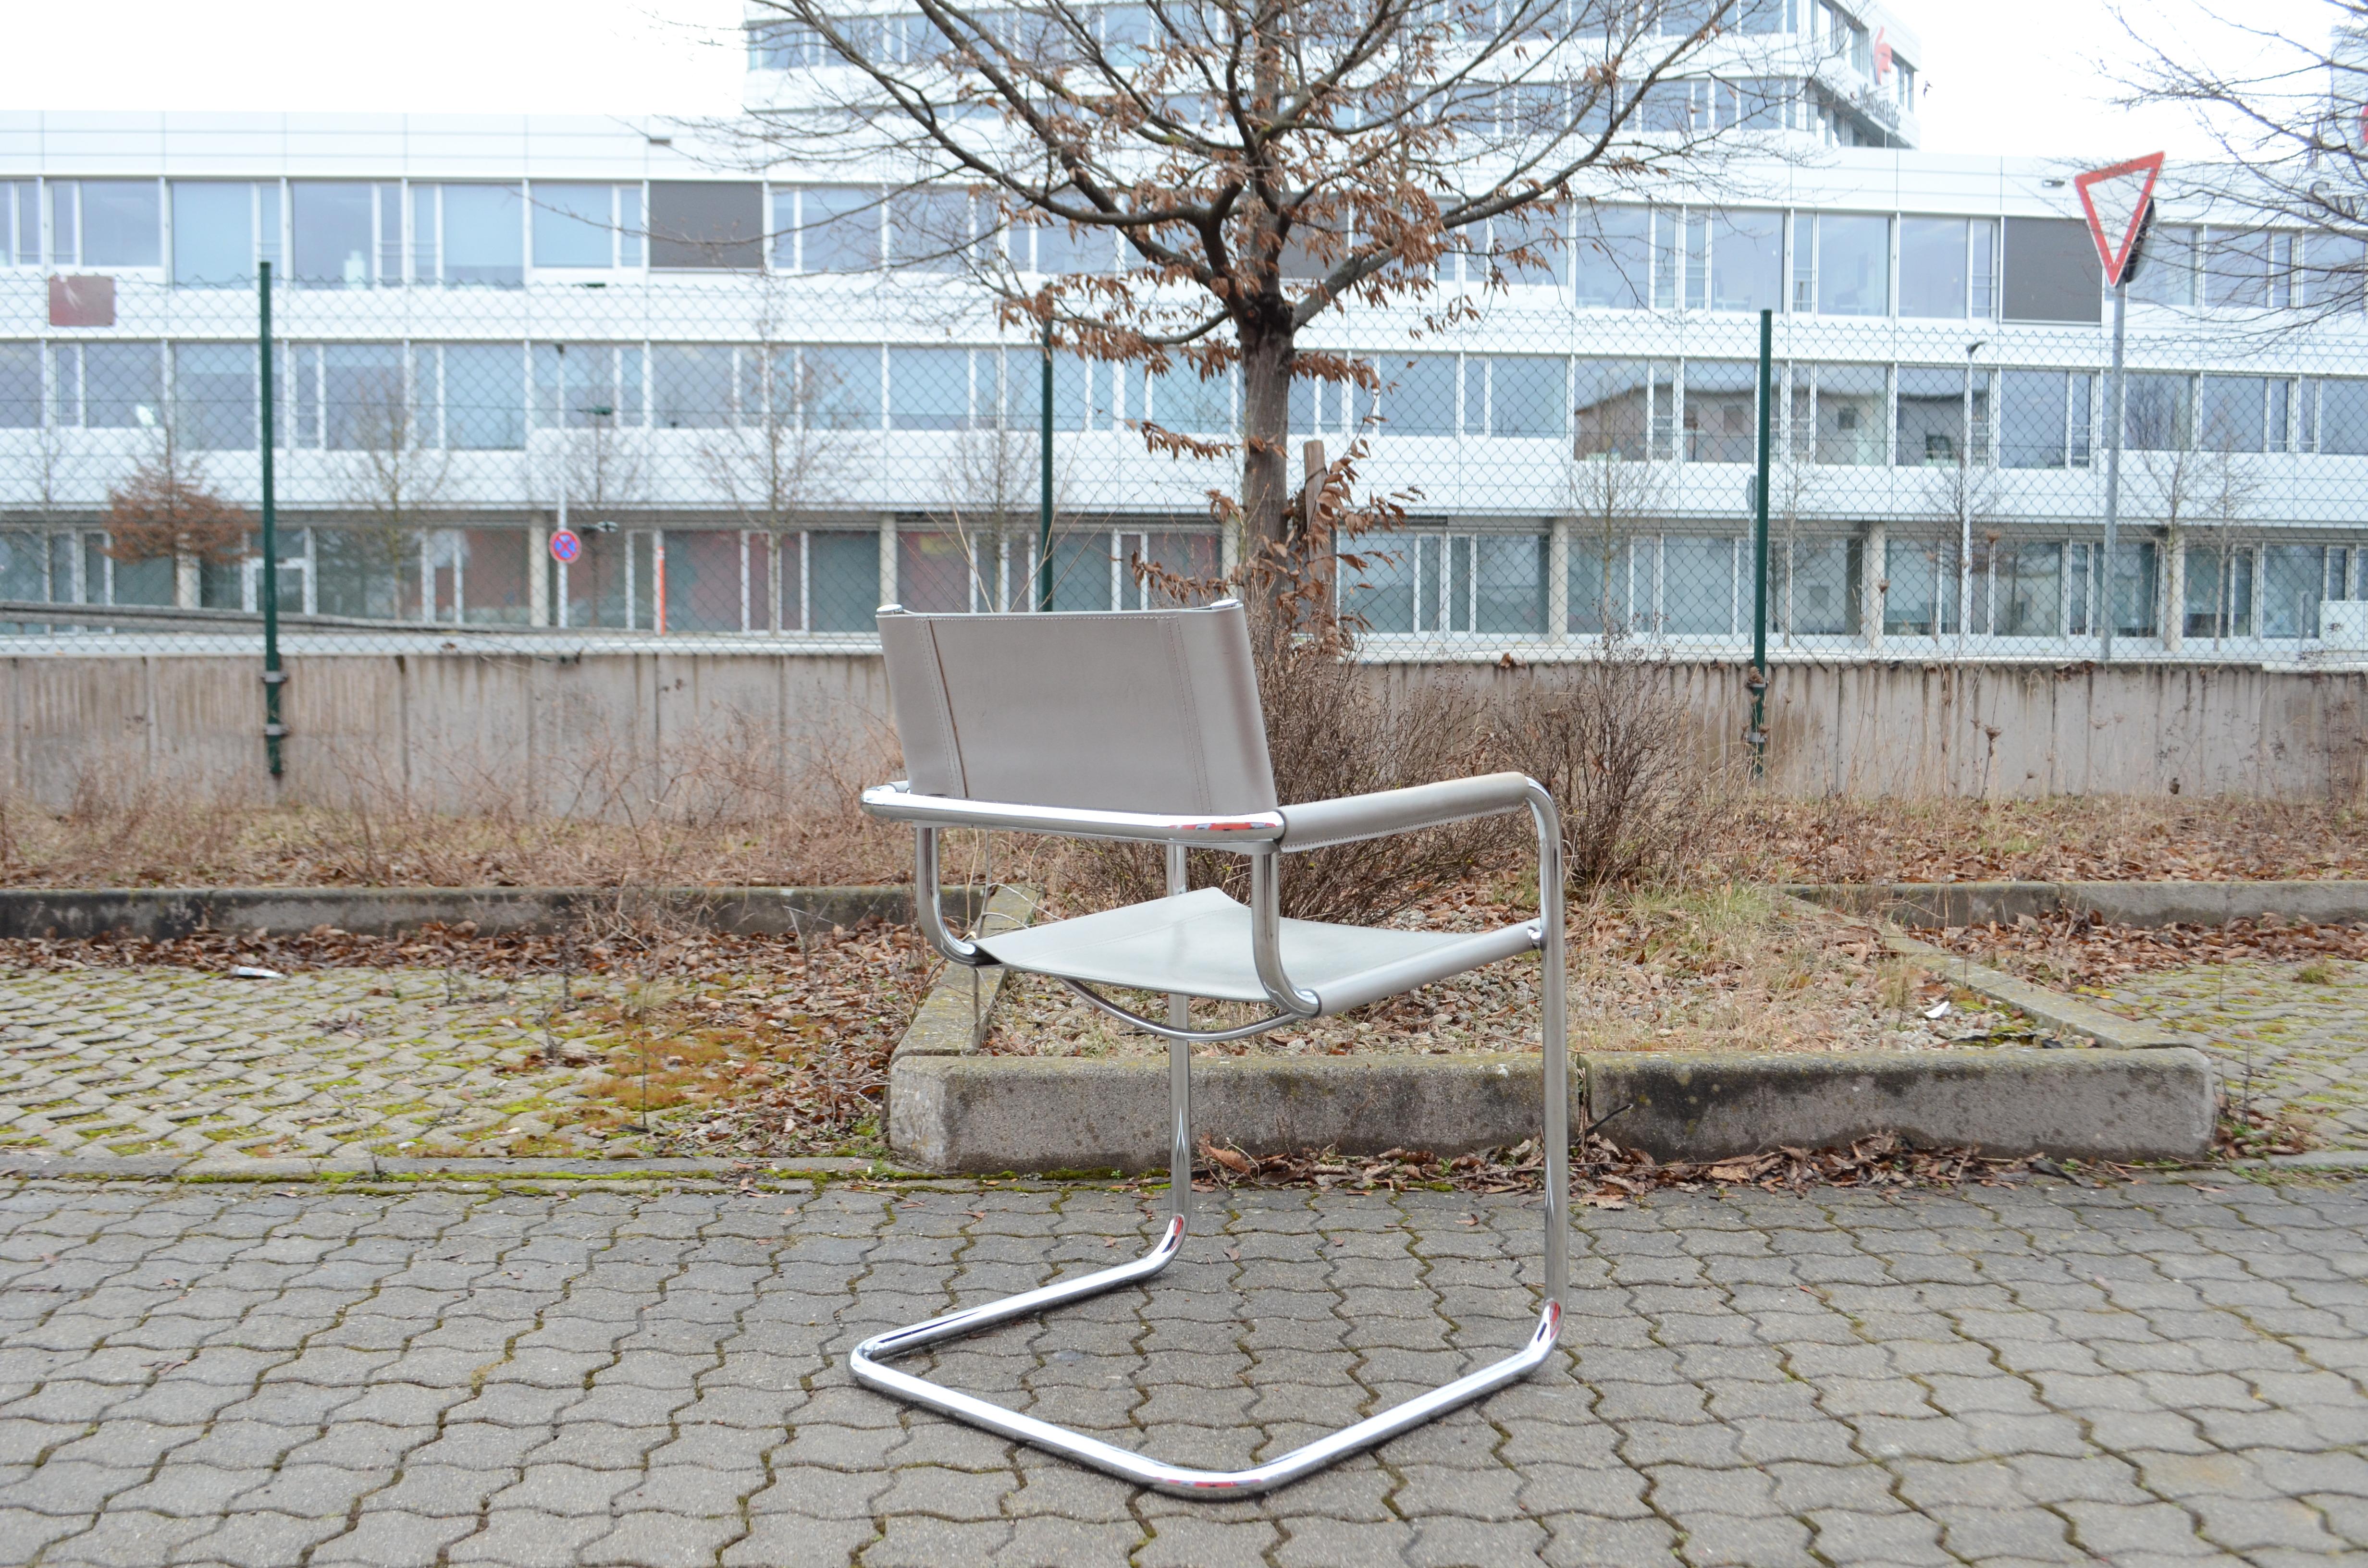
[3,191,2366,697]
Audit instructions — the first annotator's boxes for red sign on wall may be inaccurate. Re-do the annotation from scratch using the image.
[49,275,114,328]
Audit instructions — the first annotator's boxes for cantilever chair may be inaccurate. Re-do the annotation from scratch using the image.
[854,599,1567,1498]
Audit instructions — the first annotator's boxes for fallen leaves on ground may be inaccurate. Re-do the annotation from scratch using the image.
[1926,910,2368,990]
[1187,1131,2056,1200]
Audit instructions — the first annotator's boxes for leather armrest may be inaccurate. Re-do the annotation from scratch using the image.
[1275,772,1538,853]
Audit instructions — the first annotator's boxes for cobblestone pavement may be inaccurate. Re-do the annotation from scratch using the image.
[2102,960,2368,1150]
[0,1176,2365,1567]
[0,970,667,1164]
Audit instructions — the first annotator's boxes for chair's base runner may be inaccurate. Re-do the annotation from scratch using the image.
[848,1217,1564,1498]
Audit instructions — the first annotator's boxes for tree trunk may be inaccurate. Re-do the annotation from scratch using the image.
[1237,319,1295,622]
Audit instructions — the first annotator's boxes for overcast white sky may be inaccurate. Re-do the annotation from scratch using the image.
[12,0,2339,165]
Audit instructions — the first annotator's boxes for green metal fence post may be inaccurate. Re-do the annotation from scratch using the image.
[1037,309,1054,612]
[258,260,285,780]
[1747,306,1772,779]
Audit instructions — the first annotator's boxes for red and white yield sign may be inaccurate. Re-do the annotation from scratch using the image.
[549,527,582,564]
[2074,153,2165,287]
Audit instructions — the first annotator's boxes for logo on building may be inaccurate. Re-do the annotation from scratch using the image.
[1873,28,1892,83]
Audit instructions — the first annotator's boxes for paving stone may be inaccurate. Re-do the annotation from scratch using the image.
[0,1154,2361,1566]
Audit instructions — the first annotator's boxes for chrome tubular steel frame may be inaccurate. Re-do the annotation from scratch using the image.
[851,784,1568,1498]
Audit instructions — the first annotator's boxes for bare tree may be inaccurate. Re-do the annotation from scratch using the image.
[737,0,1779,610]
[2111,0,2368,320]
[936,405,1060,613]
[332,375,452,616]
[2131,400,2263,649]
[695,276,853,574]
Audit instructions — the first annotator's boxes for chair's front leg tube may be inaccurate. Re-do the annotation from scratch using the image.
[1249,852,1322,1019]
[913,827,990,967]
[1526,781,1568,1313]
[1165,842,1191,1230]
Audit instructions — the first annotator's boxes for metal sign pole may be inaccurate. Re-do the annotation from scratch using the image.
[1747,307,1772,778]
[258,260,284,780]
[1037,308,1054,612]
[2100,275,2127,664]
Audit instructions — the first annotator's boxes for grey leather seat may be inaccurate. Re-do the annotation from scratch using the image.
[851,598,1570,1497]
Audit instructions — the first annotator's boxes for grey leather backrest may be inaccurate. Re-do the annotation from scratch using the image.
[878,602,1279,814]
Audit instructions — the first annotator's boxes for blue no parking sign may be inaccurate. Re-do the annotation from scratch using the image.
[549,528,582,564]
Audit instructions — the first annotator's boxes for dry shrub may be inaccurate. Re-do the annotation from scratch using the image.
[1490,635,1734,890]
[0,716,916,892]
[1065,637,1512,924]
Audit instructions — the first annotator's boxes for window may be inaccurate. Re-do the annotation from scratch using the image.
[804,346,881,429]
[50,343,163,429]
[649,182,763,270]
[534,184,635,269]
[531,343,644,431]
[2261,545,2326,637]
[1653,208,1703,308]
[2123,374,2192,451]
[1573,359,1657,458]
[2299,231,2364,313]
[172,182,276,287]
[1899,217,1995,318]
[2198,376,2286,453]
[438,344,526,449]
[1573,206,1650,309]
[1707,210,1783,313]
[1029,212,1113,276]
[4,183,35,266]
[1474,357,1564,438]
[1344,530,1545,634]
[1774,538,1861,637]
[1813,214,1888,315]
[2202,229,2288,309]
[1289,371,1378,436]
[1378,355,1457,436]
[1999,369,2094,469]
[889,347,970,429]
[416,185,527,286]
[1682,361,1757,462]
[1895,366,1989,466]
[2183,539,2253,639]
[0,344,37,429]
[2131,224,2196,307]
[2002,217,2102,323]
[317,344,407,451]
[1737,0,1796,34]
[1566,533,1638,635]
[653,345,738,429]
[1486,208,1566,288]
[792,187,880,272]
[290,182,391,287]
[1662,536,1737,636]
[173,343,255,450]
[1147,362,1233,434]
[1796,363,1885,465]
[1993,543,2063,637]
[889,189,970,273]
[50,181,161,268]
[2318,379,2368,454]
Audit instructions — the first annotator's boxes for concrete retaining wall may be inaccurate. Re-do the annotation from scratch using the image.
[9,650,2364,808]
[1804,880,2368,929]
[886,1048,2219,1173]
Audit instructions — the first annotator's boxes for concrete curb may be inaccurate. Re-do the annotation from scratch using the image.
[0,1153,892,1182]
[892,1051,1562,1173]
[0,883,982,941]
[888,1047,2217,1172]
[893,886,1039,1061]
[1877,929,2202,1050]
[1797,880,2368,930]
[1587,1050,2218,1164]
